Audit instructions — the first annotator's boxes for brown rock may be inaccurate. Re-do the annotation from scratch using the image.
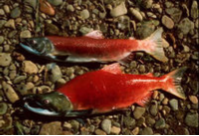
[39,121,62,135]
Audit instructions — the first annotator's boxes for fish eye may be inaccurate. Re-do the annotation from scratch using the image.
[43,99,50,104]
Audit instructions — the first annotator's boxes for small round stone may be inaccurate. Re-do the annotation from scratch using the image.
[111,126,121,135]
[80,9,90,19]
[22,61,38,74]
[162,15,174,29]
[0,36,4,44]
[133,107,146,119]
[48,0,63,6]
[189,95,198,104]
[185,112,198,127]
[140,127,153,135]
[155,118,166,129]
[110,2,127,17]
[95,129,106,135]
[131,127,139,135]
[169,99,178,111]
[101,119,112,134]
[20,30,32,38]
[11,7,21,18]
[0,102,8,115]
[0,53,12,67]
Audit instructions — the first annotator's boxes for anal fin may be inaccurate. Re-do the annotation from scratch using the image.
[136,91,153,106]
[102,63,123,74]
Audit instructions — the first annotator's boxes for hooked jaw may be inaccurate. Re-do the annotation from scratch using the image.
[19,37,55,56]
[21,92,92,117]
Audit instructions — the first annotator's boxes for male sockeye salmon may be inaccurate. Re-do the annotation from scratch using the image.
[20,28,169,63]
[21,63,186,117]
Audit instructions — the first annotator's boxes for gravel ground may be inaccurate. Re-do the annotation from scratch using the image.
[0,0,198,135]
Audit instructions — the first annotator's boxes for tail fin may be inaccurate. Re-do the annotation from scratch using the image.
[142,28,169,62]
[161,67,187,100]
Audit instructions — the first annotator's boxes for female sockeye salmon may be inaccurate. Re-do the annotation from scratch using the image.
[20,28,169,63]
[21,63,186,117]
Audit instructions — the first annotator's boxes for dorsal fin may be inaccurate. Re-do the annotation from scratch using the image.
[101,63,123,74]
[85,30,104,39]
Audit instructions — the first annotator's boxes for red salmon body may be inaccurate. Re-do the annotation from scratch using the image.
[58,63,186,113]
[20,28,169,63]
[47,36,138,61]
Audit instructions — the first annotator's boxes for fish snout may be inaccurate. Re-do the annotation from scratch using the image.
[20,37,55,56]
[20,92,74,117]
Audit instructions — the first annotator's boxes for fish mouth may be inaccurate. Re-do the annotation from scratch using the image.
[20,92,92,117]
[19,37,55,56]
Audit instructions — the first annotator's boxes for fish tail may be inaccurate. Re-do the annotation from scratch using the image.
[161,67,187,100]
[141,28,169,62]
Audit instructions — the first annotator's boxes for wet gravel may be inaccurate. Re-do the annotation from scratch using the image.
[0,0,198,135]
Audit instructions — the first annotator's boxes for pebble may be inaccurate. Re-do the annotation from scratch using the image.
[18,82,35,95]
[117,16,130,30]
[0,102,8,115]
[0,53,12,67]
[11,7,21,18]
[146,117,155,126]
[162,98,169,105]
[177,18,194,35]
[165,8,182,23]
[39,121,62,135]
[123,116,136,128]
[140,127,153,135]
[66,5,75,12]
[161,15,174,29]
[48,0,63,6]
[14,75,27,84]
[70,120,80,131]
[110,126,121,135]
[95,129,106,135]
[45,23,59,35]
[130,8,143,21]
[150,100,158,116]
[169,99,178,111]
[110,2,127,17]
[24,0,36,9]
[0,20,6,29]
[189,95,198,104]
[2,81,19,103]
[133,107,146,119]
[46,63,62,83]
[185,112,198,127]
[155,118,166,129]
[22,61,38,74]
[3,5,10,14]
[20,30,32,38]
[0,36,4,44]
[4,19,15,29]
[141,0,153,9]
[80,9,90,19]
[0,9,5,15]
[191,1,198,19]
[101,119,112,134]
[136,21,155,39]
[131,127,139,135]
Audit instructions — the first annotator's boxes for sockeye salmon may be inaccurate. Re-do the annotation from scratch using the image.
[21,63,186,117]
[20,28,169,63]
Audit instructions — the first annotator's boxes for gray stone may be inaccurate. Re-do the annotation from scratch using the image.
[22,61,38,74]
[39,121,62,135]
[0,102,8,115]
[146,117,155,126]
[20,30,32,38]
[110,2,127,17]
[169,99,178,111]
[140,127,153,135]
[136,21,156,39]
[150,100,158,116]
[2,81,20,103]
[79,27,93,35]
[66,5,74,12]
[0,36,4,44]
[133,107,146,119]
[5,19,15,29]
[24,0,37,9]
[191,1,198,19]
[166,8,182,23]
[46,63,62,83]
[161,15,174,29]
[0,20,6,29]
[101,119,112,134]
[0,9,5,15]
[185,112,198,127]
[14,75,27,84]
[130,8,143,21]
[123,116,136,128]
[117,16,130,30]
[0,53,12,67]
[11,7,21,18]
[80,9,90,19]
[177,18,194,35]
[48,0,63,6]
[155,118,166,129]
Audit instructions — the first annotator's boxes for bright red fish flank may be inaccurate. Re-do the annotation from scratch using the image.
[58,63,186,114]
